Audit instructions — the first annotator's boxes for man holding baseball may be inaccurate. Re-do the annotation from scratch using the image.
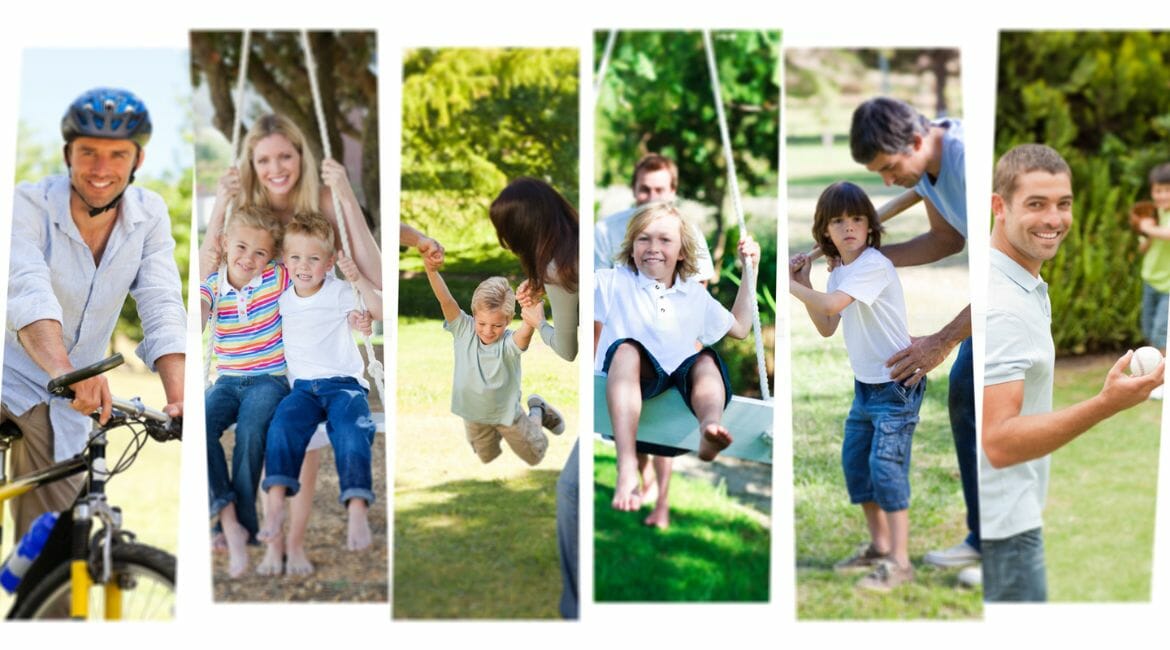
[849,97,978,579]
[982,143,1164,602]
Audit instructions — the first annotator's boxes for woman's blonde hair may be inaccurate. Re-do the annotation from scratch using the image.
[470,277,515,317]
[616,202,701,281]
[238,113,319,216]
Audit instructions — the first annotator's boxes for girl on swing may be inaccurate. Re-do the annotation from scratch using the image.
[594,202,760,512]
[201,113,381,576]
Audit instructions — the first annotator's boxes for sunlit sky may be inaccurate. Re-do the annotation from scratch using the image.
[18,48,191,177]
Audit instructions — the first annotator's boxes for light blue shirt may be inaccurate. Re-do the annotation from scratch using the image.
[980,248,1053,539]
[914,119,966,239]
[444,311,524,426]
[4,175,187,459]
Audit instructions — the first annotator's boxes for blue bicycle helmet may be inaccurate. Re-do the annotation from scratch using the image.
[61,87,151,148]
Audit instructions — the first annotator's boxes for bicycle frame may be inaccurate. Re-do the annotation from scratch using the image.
[2,354,178,621]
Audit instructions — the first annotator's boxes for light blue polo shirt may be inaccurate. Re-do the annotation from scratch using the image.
[980,248,1054,540]
[914,119,966,239]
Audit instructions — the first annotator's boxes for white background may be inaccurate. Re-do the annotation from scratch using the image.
[0,0,1167,646]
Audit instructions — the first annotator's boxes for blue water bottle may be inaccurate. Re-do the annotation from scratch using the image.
[1,511,59,593]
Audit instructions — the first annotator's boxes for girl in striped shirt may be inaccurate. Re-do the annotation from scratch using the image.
[202,205,290,578]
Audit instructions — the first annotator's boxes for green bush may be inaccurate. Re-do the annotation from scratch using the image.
[996,31,1170,353]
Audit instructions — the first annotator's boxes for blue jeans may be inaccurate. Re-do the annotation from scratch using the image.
[206,374,290,540]
[842,378,925,512]
[984,527,1046,602]
[262,377,376,506]
[950,337,980,551]
[557,440,579,619]
[1141,283,1168,350]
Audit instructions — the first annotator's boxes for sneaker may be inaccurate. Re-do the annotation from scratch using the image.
[857,559,914,592]
[958,565,982,588]
[923,540,981,568]
[833,543,889,573]
[527,394,565,434]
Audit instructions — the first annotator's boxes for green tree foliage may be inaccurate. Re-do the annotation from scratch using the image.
[593,31,780,242]
[997,31,1170,353]
[190,31,380,226]
[400,48,579,276]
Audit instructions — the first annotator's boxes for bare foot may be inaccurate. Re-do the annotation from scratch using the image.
[211,531,227,554]
[285,541,315,576]
[612,462,643,511]
[222,518,250,579]
[643,502,670,529]
[256,537,284,576]
[698,421,732,461]
[347,500,372,551]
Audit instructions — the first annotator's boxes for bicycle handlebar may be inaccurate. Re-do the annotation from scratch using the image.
[47,353,124,398]
[45,353,182,441]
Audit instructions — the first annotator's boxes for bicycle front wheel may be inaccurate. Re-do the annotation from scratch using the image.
[11,543,175,620]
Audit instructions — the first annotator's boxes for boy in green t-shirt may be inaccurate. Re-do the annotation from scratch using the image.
[1133,162,1170,399]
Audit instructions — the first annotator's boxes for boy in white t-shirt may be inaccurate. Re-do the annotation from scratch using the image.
[789,181,925,591]
[260,212,383,559]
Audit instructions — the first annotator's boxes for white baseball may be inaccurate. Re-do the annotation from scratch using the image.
[1130,346,1164,377]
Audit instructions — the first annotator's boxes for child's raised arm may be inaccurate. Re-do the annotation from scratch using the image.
[788,252,851,338]
[423,256,461,324]
[727,236,763,339]
[338,253,384,320]
[514,317,535,351]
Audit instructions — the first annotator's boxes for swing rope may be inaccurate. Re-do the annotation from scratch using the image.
[206,29,252,388]
[300,29,386,405]
[701,30,770,401]
[593,30,618,106]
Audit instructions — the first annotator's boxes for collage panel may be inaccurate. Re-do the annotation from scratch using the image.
[1,50,190,619]
[191,30,387,600]
[395,46,580,619]
[592,29,779,602]
[785,48,980,618]
[981,30,1169,603]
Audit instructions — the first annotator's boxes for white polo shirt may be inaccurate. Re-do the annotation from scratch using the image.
[980,248,1054,540]
[594,265,734,374]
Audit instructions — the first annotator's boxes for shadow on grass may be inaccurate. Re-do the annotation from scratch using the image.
[593,453,770,602]
[393,469,562,619]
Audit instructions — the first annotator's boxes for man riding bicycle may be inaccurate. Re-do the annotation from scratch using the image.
[2,87,186,542]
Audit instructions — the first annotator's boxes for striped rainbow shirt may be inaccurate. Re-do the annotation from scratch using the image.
[200,261,290,375]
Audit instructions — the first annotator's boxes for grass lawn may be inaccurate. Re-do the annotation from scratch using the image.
[1,361,179,616]
[393,317,577,619]
[593,444,770,602]
[1044,354,1161,602]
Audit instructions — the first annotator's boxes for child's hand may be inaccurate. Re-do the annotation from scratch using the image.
[321,158,353,193]
[337,253,362,283]
[516,279,545,308]
[216,166,240,205]
[788,252,812,290]
[348,310,374,336]
[423,249,443,273]
[417,235,445,268]
[520,299,545,329]
[738,236,761,270]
